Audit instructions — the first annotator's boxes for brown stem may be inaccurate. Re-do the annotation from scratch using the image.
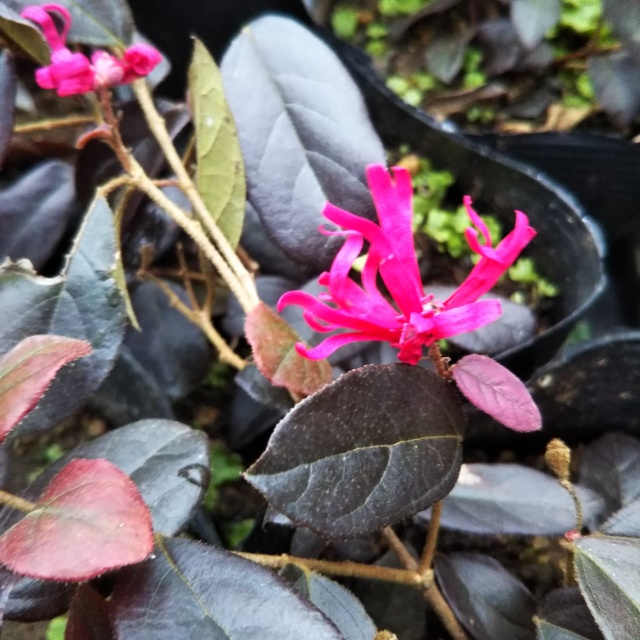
[382,527,418,571]
[423,580,470,640]
[0,489,36,514]
[552,43,621,67]
[131,80,259,312]
[418,501,442,576]
[237,552,423,586]
[14,114,97,135]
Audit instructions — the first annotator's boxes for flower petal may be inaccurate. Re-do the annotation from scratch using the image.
[21,4,70,51]
[446,210,536,308]
[295,332,389,360]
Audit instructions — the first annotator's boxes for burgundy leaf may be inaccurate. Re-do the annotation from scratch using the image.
[0,335,92,443]
[0,459,153,581]
[245,302,331,397]
[451,354,541,432]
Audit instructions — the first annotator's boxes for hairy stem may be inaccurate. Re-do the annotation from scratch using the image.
[418,500,443,576]
[382,527,418,571]
[131,80,259,311]
[14,114,97,134]
[237,552,423,586]
[423,579,470,640]
[0,489,36,514]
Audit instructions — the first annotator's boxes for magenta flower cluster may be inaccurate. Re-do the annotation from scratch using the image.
[278,164,537,365]
[22,4,162,96]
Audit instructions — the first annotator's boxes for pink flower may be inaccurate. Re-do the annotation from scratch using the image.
[121,44,163,82]
[21,4,162,96]
[278,164,537,365]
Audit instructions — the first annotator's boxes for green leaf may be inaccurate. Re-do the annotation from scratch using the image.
[189,38,245,248]
[574,535,640,640]
[332,6,359,40]
[0,2,50,64]
[246,364,464,538]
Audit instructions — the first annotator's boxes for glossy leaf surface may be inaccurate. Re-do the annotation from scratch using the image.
[0,459,152,581]
[574,535,640,640]
[282,564,377,640]
[110,537,344,639]
[416,463,604,535]
[452,354,541,432]
[535,588,604,640]
[436,553,536,640]
[25,419,208,536]
[247,364,464,538]
[0,335,91,443]
[245,301,332,397]
[579,432,640,518]
[0,197,126,435]
[189,38,245,248]
[221,15,386,272]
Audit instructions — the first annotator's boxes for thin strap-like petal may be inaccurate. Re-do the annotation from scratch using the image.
[411,299,502,340]
[463,195,492,246]
[296,332,388,360]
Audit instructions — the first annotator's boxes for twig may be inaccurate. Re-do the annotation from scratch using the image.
[0,489,37,514]
[418,501,443,575]
[237,552,423,586]
[13,114,97,135]
[132,80,259,311]
[423,579,470,640]
[382,527,418,571]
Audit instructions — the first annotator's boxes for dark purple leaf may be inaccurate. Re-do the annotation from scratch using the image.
[0,160,79,271]
[436,553,536,640]
[123,280,212,401]
[574,535,640,639]
[282,564,377,640]
[415,463,604,535]
[510,0,561,49]
[452,355,541,432]
[235,364,294,414]
[110,537,344,640]
[65,585,114,640]
[425,30,476,84]
[588,52,640,127]
[476,19,525,76]
[246,364,464,538]
[600,498,640,536]
[535,588,604,640]
[24,419,209,536]
[221,15,386,272]
[579,432,640,518]
[0,196,126,435]
[603,0,640,62]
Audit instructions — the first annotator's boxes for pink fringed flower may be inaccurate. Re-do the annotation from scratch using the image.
[278,164,537,365]
[21,4,161,96]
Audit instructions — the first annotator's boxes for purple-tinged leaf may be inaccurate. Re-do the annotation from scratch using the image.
[221,15,386,272]
[245,301,332,397]
[0,459,153,581]
[110,537,344,640]
[535,588,604,640]
[574,535,640,639]
[0,335,91,444]
[451,354,541,432]
[436,553,536,640]
[510,0,561,49]
[246,364,464,538]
